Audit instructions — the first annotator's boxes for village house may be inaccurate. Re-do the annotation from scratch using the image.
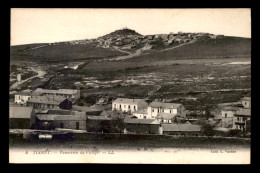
[86,115,112,133]
[35,113,86,130]
[73,105,104,115]
[162,124,202,136]
[14,91,38,105]
[123,118,162,134]
[9,106,36,129]
[156,112,179,124]
[233,108,250,131]
[112,98,148,114]
[147,102,186,119]
[233,97,251,131]
[216,96,251,131]
[241,97,251,108]
[220,106,239,128]
[26,95,72,110]
[133,109,148,119]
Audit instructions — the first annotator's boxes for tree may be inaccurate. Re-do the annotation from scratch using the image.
[205,107,214,120]
[196,119,215,136]
[111,117,125,136]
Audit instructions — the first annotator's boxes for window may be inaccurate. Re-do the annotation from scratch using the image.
[225,113,227,118]
[162,109,164,113]
[114,104,116,107]
[120,105,121,108]
[158,109,159,113]
[237,117,239,121]
[128,105,130,109]
[170,110,172,113]
[76,122,79,130]
[134,106,136,110]
[152,109,154,112]
[144,116,146,119]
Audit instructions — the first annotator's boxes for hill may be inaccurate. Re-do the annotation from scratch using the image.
[10,42,128,62]
[10,28,251,62]
[126,36,251,62]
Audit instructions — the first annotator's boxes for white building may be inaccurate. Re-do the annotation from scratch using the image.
[112,98,148,114]
[14,92,38,105]
[241,97,251,109]
[147,102,186,119]
[133,109,148,119]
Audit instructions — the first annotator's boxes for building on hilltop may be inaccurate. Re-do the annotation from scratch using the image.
[9,106,36,129]
[112,98,148,114]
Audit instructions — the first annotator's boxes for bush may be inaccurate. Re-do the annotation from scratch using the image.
[77,102,84,106]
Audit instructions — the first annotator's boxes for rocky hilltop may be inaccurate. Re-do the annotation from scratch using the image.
[65,28,225,52]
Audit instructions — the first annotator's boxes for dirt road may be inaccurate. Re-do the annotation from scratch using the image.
[10,67,46,90]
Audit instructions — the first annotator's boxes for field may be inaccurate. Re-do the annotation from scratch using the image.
[128,37,251,62]
[31,57,250,110]
[10,43,127,62]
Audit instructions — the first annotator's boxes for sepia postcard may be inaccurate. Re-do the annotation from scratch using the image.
[9,8,251,164]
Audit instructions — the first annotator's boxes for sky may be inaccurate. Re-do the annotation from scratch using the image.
[11,8,251,46]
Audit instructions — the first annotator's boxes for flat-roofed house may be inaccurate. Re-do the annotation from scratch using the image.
[162,124,202,136]
[26,96,72,110]
[147,102,186,119]
[112,98,148,114]
[9,106,36,129]
[220,106,239,128]
[124,118,162,134]
[34,88,80,100]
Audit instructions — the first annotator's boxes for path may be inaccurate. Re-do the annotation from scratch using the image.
[10,67,46,90]
[108,40,197,61]
[159,40,197,52]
